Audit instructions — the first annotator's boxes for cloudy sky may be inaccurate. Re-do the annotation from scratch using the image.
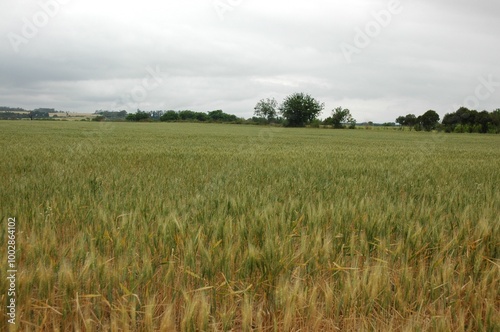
[1,0,499,122]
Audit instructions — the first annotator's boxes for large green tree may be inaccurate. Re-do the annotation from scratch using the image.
[396,114,417,129]
[331,106,356,129]
[254,98,277,122]
[279,93,324,127]
[419,110,440,131]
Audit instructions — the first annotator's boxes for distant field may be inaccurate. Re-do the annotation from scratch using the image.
[1,121,499,331]
[0,111,94,121]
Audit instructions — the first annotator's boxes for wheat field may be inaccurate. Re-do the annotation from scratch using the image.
[1,121,499,331]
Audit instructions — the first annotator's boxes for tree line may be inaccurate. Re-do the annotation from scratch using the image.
[110,94,354,128]
[396,107,500,133]
[442,107,500,133]
[121,109,241,123]
[3,96,500,134]
[253,93,357,128]
[0,108,56,120]
[94,103,500,133]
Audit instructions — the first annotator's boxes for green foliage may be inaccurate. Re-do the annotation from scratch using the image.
[0,106,27,112]
[442,107,500,133]
[94,110,128,120]
[453,124,465,133]
[126,110,150,122]
[208,110,225,121]
[331,106,356,129]
[92,116,106,122]
[195,112,209,122]
[397,110,440,132]
[322,117,333,126]
[207,110,238,122]
[30,110,51,119]
[180,110,208,122]
[159,110,240,123]
[420,110,440,131]
[396,114,417,129]
[160,110,179,122]
[279,92,324,127]
[254,98,278,122]
[396,107,500,133]
[0,111,29,120]
[250,116,269,125]
[178,110,197,121]
[309,119,321,128]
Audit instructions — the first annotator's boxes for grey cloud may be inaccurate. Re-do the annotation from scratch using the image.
[1,0,499,121]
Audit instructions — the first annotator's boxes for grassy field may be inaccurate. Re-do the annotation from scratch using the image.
[1,121,499,331]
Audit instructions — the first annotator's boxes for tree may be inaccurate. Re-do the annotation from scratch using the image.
[419,110,440,131]
[491,109,500,131]
[331,106,355,129]
[149,110,165,119]
[208,110,237,122]
[442,112,458,132]
[195,112,209,122]
[160,110,179,122]
[136,111,150,121]
[126,110,150,121]
[396,116,405,126]
[254,98,277,122]
[406,114,417,126]
[178,110,196,121]
[455,107,472,125]
[396,114,417,129]
[279,93,324,127]
[476,110,492,133]
[118,110,128,118]
[442,107,470,132]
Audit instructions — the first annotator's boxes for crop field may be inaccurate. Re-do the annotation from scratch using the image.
[1,121,499,331]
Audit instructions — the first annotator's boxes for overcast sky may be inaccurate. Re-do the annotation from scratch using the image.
[1,0,499,122]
